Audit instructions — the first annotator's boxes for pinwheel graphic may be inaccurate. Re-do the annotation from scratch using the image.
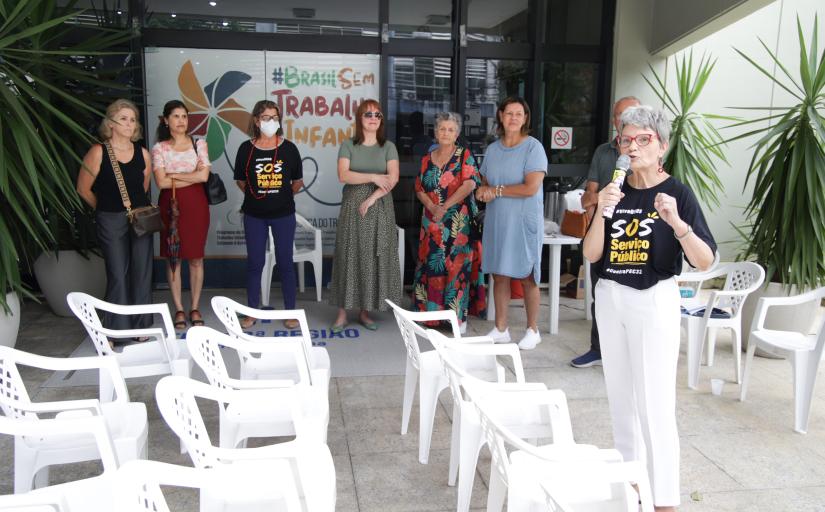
[178,60,252,162]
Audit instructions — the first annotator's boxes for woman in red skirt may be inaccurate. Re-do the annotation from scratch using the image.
[152,100,211,330]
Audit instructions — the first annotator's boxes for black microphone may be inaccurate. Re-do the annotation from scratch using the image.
[602,155,631,219]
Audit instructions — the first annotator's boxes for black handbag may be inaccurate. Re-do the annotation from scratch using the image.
[105,142,163,237]
[191,136,227,205]
[204,171,227,205]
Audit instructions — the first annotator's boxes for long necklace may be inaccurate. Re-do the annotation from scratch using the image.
[243,138,280,201]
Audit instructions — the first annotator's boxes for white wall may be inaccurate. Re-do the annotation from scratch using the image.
[613,0,824,260]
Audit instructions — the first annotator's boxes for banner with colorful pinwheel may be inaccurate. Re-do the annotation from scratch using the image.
[145,48,380,256]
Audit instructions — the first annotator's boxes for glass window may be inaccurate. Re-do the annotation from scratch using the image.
[539,62,600,164]
[547,0,603,45]
[464,59,529,157]
[389,0,452,39]
[467,0,529,43]
[144,0,379,36]
[386,57,452,281]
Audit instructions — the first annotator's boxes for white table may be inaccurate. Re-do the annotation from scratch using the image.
[544,234,591,334]
[485,234,591,335]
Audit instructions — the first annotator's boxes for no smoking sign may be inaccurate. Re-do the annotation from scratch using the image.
[550,127,572,150]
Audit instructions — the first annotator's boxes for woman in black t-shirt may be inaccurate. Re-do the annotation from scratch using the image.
[76,99,153,333]
[233,100,304,329]
[583,105,716,510]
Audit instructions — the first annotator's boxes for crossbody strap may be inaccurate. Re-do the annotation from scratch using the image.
[104,141,133,217]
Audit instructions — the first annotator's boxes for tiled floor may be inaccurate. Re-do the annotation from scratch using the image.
[3,289,825,511]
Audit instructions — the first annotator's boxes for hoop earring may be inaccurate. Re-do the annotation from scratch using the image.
[657,156,665,174]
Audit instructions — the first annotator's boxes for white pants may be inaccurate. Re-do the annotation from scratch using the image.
[595,278,681,506]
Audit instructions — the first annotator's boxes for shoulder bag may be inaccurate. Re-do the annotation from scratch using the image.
[192,137,227,205]
[105,142,163,237]
[560,209,591,238]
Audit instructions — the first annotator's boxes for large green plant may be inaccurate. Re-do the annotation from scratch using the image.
[727,17,825,290]
[644,51,731,208]
[0,0,133,311]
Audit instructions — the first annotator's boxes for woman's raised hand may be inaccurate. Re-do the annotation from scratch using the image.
[597,182,624,215]
[653,192,681,227]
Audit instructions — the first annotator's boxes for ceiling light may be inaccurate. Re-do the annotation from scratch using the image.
[222,21,228,26]
[171,13,176,17]
[116,9,122,14]
[209,1,217,6]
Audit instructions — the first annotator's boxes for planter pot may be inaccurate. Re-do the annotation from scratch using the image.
[741,282,819,358]
[0,292,21,348]
[34,251,106,317]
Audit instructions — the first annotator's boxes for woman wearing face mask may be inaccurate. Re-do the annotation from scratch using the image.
[151,100,211,330]
[329,99,401,332]
[234,100,304,329]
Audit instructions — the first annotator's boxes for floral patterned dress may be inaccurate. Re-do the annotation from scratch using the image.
[413,147,487,324]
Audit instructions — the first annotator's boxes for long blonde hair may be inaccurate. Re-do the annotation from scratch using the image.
[98,98,143,142]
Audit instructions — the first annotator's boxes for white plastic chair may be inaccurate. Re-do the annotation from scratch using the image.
[470,389,653,512]
[262,213,323,304]
[428,329,563,512]
[740,286,825,433]
[0,414,118,512]
[155,375,336,512]
[677,250,721,300]
[66,292,192,402]
[186,326,329,448]
[115,459,302,512]
[676,262,765,389]
[385,299,517,465]
[210,296,331,386]
[0,346,147,493]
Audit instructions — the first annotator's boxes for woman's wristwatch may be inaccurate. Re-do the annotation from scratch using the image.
[674,224,693,240]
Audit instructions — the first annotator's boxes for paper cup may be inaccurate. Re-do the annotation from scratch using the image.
[710,378,725,396]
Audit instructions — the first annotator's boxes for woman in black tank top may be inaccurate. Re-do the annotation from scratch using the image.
[77,99,155,333]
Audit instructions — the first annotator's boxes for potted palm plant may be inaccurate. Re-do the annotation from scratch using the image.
[643,51,732,208]
[0,0,134,340]
[728,16,825,346]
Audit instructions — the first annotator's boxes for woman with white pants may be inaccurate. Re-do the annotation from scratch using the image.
[583,105,716,511]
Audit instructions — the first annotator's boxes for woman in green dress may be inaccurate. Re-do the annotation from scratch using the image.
[329,99,402,332]
[412,112,486,334]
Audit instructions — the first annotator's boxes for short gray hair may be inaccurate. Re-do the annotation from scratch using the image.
[620,105,670,143]
[434,111,462,133]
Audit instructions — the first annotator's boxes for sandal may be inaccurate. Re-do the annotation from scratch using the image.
[174,310,187,330]
[189,309,205,327]
[283,318,300,329]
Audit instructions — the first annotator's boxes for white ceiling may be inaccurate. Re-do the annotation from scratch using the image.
[68,0,528,29]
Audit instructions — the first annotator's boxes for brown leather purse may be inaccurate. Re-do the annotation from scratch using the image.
[105,142,163,237]
[560,210,591,238]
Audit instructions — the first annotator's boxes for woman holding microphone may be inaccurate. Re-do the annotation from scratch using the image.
[583,105,716,511]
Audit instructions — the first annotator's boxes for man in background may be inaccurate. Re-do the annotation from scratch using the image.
[570,95,640,368]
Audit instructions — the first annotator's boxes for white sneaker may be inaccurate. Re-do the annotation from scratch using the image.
[486,326,511,343]
[517,328,542,350]
[459,321,468,335]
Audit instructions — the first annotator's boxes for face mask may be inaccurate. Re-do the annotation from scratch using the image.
[260,119,279,137]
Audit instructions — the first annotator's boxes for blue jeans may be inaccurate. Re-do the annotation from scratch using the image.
[244,213,296,310]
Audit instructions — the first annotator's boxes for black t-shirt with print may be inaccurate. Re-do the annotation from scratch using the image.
[233,139,303,219]
[597,177,716,290]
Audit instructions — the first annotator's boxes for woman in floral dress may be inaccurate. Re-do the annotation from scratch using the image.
[412,112,486,333]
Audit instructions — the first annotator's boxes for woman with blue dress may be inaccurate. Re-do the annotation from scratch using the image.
[475,97,548,350]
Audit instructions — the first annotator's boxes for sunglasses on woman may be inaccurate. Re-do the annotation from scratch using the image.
[362,112,383,119]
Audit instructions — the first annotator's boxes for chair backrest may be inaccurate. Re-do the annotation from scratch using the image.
[186,326,310,387]
[386,299,460,372]
[115,460,303,512]
[474,393,514,489]
[155,376,218,468]
[0,346,35,420]
[210,296,314,384]
[295,213,322,252]
[66,292,115,357]
[721,262,766,316]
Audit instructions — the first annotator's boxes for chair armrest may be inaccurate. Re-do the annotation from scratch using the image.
[446,341,526,383]
[21,399,103,416]
[225,377,297,390]
[214,440,303,462]
[454,336,494,345]
[0,415,119,470]
[675,264,729,284]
